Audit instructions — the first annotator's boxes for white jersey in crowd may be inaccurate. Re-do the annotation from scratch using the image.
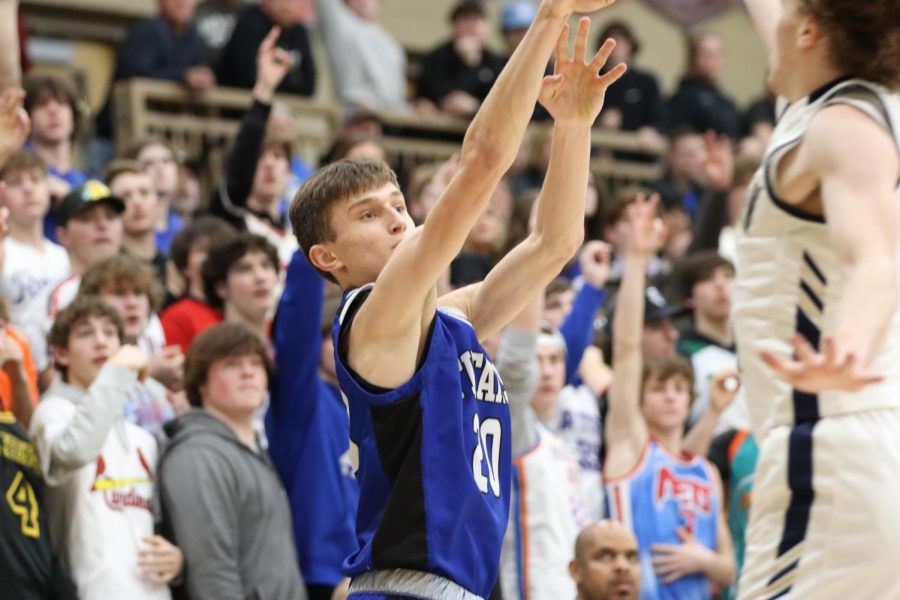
[137,314,167,358]
[501,421,588,600]
[733,78,900,439]
[29,364,170,600]
[47,274,80,319]
[555,383,605,522]
[1,236,70,370]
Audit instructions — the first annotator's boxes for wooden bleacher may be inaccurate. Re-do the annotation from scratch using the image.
[112,77,664,194]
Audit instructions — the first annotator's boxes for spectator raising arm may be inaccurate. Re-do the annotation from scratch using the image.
[211,27,290,228]
[30,347,146,481]
[560,241,610,382]
[603,193,665,480]
[0,328,38,429]
[267,250,324,441]
[0,0,20,90]
[0,88,29,169]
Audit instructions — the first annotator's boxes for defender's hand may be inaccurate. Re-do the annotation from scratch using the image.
[538,18,627,126]
[761,335,884,393]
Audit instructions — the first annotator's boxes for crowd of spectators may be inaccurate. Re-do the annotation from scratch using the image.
[0,0,775,599]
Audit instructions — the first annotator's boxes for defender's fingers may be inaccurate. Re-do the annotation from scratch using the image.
[791,334,820,366]
[574,17,591,63]
[852,373,885,389]
[760,350,798,376]
[822,336,837,365]
[555,22,570,71]
[590,38,617,71]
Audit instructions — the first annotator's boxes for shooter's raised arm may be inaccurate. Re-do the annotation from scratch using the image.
[461,17,626,338]
[361,0,618,331]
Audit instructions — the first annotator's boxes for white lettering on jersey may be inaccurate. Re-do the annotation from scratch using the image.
[458,351,509,404]
[472,414,502,497]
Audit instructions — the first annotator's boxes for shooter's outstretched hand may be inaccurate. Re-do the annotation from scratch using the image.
[539,17,627,126]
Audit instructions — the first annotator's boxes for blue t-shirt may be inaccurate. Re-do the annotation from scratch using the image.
[267,252,359,586]
[154,211,184,256]
[334,286,511,597]
[606,439,719,600]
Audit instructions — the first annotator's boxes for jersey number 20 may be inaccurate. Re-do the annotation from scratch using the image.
[472,414,502,497]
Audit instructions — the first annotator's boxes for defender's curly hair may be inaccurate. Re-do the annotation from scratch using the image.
[800,0,900,90]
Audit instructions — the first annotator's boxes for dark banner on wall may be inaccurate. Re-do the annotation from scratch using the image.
[643,0,731,26]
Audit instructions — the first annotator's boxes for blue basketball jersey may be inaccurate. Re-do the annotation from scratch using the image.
[606,439,718,600]
[333,285,511,598]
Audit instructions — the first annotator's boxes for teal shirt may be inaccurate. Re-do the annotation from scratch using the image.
[710,429,759,600]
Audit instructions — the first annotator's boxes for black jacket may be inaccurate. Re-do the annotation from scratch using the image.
[416,40,505,104]
[667,75,741,139]
[217,5,316,97]
[96,17,208,138]
[599,66,666,132]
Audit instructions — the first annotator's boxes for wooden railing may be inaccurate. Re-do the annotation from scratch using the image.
[112,78,664,191]
[113,78,340,164]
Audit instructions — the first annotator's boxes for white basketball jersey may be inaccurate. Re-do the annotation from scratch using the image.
[733,79,900,438]
[500,422,587,600]
[556,384,605,522]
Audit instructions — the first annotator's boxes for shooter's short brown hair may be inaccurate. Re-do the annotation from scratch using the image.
[289,158,399,284]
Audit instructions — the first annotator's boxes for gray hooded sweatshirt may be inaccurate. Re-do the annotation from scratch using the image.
[156,409,307,600]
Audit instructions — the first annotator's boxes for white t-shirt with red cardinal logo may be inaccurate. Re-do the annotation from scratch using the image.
[30,363,171,600]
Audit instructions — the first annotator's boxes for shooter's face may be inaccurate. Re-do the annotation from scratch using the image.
[316,182,414,289]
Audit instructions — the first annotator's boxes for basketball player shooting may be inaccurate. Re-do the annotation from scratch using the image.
[289,1,626,597]
[734,1,900,598]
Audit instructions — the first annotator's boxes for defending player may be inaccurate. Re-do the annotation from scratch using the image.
[290,0,626,596]
[736,1,900,598]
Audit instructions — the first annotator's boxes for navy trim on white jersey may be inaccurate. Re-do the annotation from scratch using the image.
[763,135,826,224]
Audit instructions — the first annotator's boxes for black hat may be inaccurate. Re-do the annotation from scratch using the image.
[603,285,686,330]
[57,180,126,226]
[643,286,687,323]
